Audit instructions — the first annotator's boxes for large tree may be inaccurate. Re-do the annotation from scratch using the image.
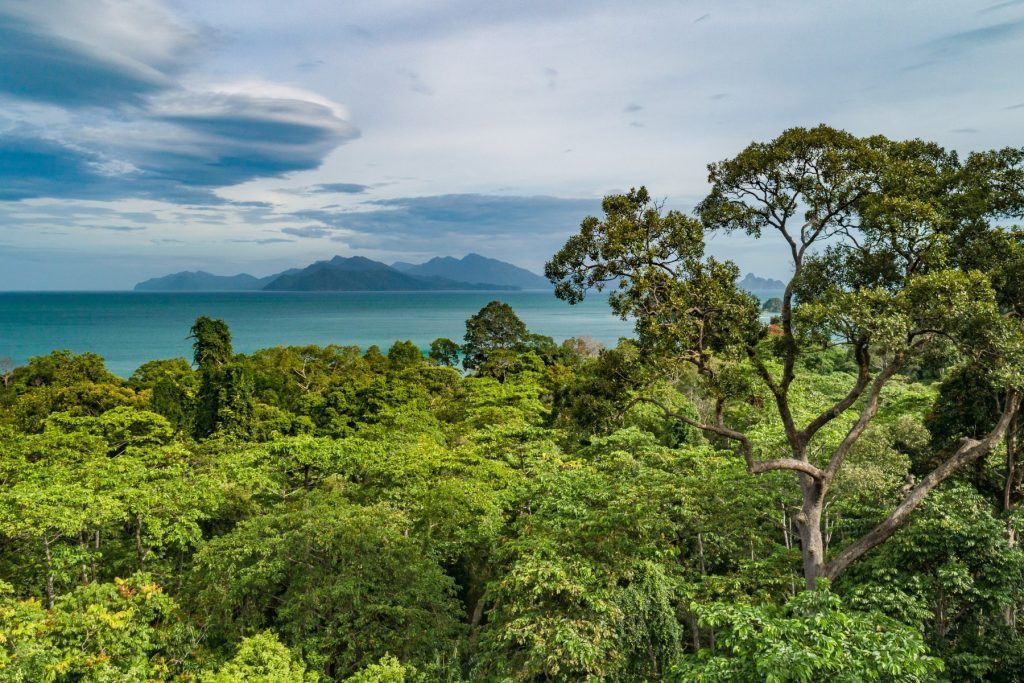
[462,300,531,372]
[546,125,1024,588]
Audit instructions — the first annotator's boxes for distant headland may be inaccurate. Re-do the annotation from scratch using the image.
[134,253,549,292]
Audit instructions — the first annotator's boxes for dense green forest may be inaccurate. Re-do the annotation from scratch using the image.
[4,125,1024,681]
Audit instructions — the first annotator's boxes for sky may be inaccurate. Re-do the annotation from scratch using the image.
[1,0,1023,290]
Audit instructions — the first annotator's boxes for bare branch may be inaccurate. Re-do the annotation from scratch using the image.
[800,342,872,445]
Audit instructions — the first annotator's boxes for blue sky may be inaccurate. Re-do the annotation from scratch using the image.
[1,0,1023,289]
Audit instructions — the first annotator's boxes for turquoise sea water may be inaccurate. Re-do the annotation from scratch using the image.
[0,291,634,377]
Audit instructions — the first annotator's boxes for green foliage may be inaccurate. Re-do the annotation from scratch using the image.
[0,574,192,682]
[190,316,233,369]
[192,489,461,679]
[428,337,460,367]
[201,631,317,682]
[342,655,423,683]
[387,340,424,370]
[676,584,944,682]
[462,300,530,372]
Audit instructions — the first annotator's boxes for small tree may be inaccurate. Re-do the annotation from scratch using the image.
[387,340,424,370]
[0,356,12,388]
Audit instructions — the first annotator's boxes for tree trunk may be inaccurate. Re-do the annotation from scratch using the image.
[42,536,55,609]
[798,477,826,589]
[135,516,145,569]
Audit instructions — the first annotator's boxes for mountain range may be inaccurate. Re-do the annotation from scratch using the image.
[134,254,540,292]
[135,254,787,296]
[391,253,550,289]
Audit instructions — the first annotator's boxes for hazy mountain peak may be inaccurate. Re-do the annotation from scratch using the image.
[739,272,785,292]
[396,253,549,289]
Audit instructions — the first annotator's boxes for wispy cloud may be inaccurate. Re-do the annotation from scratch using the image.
[282,226,335,238]
[978,0,1024,15]
[926,18,1024,57]
[308,183,369,194]
[228,237,295,245]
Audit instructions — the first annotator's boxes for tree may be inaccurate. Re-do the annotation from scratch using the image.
[201,631,316,682]
[386,340,424,370]
[0,356,12,388]
[192,490,461,679]
[0,574,189,682]
[462,301,530,372]
[428,338,461,367]
[546,126,1024,588]
[187,318,256,438]
[190,317,233,370]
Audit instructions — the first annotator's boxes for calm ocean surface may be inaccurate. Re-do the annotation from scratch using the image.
[0,291,634,377]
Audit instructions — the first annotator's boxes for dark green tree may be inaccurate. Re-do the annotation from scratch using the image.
[428,338,461,367]
[189,317,254,439]
[462,301,530,372]
[386,340,424,370]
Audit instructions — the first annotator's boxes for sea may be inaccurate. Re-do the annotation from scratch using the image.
[0,291,634,377]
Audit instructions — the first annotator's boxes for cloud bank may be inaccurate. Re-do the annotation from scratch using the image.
[0,0,358,203]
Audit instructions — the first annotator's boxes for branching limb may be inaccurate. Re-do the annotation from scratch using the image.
[800,342,872,445]
[821,358,903,490]
[823,391,1022,579]
[626,396,824,480]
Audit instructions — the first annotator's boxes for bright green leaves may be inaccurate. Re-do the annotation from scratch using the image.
[676,585,944,682]
[200,631,317,683]
[0,574,188,682]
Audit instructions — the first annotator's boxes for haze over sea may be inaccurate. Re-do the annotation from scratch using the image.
[0,291,632,377]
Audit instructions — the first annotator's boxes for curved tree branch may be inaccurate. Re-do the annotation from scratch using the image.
[626,396,824,480]
[823,390,1022,580]
[800,342,872,446]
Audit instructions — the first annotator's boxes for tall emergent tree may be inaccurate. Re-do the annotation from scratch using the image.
[546,125,1024,588]
[189,316,253,438]
[189,316,233,370]
[462,300,530,371]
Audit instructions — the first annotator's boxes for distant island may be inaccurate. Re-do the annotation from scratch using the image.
[134,253,542,292]
[738,272,785,297]
[135,253,785,297]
